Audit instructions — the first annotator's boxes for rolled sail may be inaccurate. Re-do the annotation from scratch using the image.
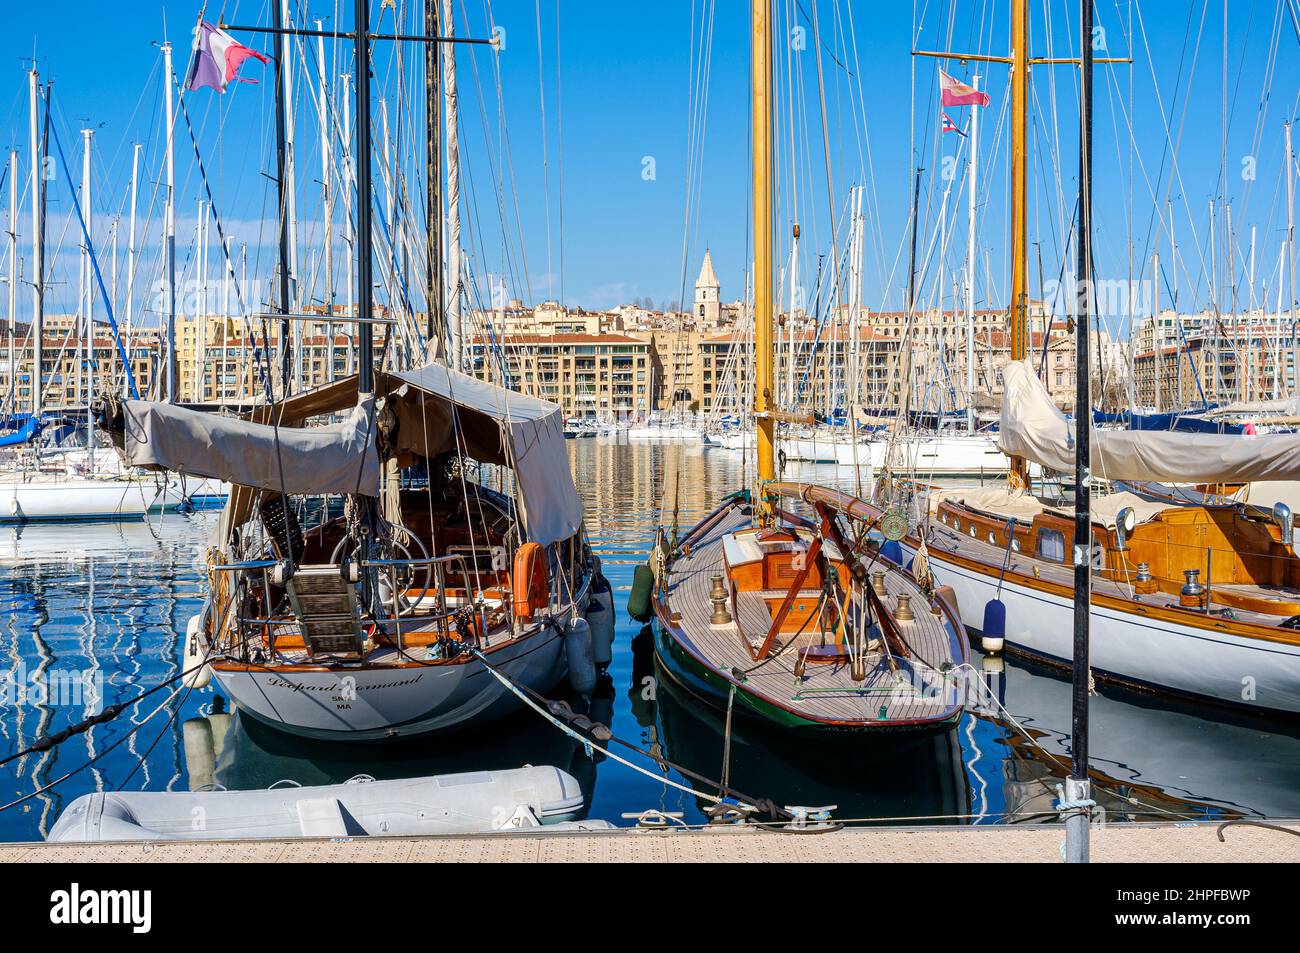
[999,359,1300,483]
[120,398,380,496]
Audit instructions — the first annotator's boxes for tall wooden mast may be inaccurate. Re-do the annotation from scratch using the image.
[1008,0,1029,485]
[915,0,1125,488]
[753,0,775,518]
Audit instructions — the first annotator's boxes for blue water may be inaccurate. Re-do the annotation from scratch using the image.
[2,440,1299,841]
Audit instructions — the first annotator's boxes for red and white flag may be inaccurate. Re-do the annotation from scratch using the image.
[186,20,269,93]
[941,112,966,136]
[940,70,990,107]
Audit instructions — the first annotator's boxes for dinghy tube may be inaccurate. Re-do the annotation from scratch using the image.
[48,766,588,843]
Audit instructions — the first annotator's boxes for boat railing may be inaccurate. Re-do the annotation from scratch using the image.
[361,554,475,648]
[214,554,480,655]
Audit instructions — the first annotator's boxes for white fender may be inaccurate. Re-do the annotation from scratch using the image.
[182,613,213,689]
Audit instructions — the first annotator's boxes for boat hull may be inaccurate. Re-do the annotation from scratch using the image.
[213,623,569,742]
[901,539,1300,716]
[0,476,174,522]
[651,619,960,736]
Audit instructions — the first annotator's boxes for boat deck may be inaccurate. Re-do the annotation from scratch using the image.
[921,520,1296,631]
[660,506,965,727]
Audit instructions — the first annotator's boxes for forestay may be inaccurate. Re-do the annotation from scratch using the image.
[1000,360,1300,484]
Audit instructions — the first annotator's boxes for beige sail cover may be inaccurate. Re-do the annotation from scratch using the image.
[122,398,380,496]
[1000,359,1300,483]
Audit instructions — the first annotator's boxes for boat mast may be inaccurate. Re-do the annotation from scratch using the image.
[1008,0,1029,486]
[354,0,375,395]
[1152,250,1160,411]
[28,69,42,422]
[340,71,356,377]
[273,0,295,395]
[425,0,443,354]
[162,42,177,403]
[222,235,231,402]
[752,0,775,518]
[126,142,140,381]
[316,20,335,381]
[442,0,462,371]
[965,76,979,434]
[196,199,207,401]
[1287,120,1297,397]
[80,127,94,467]
[1066,0,1096,866]
[6,149,16,405]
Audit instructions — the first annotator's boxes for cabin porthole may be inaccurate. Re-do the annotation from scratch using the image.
[969,525,977,538]
[1011,538,1021,552]
[987,531,996,545]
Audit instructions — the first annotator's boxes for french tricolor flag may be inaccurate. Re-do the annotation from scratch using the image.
[186,20,269,93]
[940,70,990,107]
[941,112,966,136]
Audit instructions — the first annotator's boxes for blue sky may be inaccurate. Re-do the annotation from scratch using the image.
[1,1,1297,337]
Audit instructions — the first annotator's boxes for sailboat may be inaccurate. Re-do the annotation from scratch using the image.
[648,0,968,735]
[93,1,608,742]
[881,0,1300,718]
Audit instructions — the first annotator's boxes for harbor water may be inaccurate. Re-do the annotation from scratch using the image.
[2,440,1299,841]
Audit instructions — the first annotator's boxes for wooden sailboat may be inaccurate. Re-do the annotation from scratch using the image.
[648,0,968,735]
[883,0,1300,718]
[95,0,608,742]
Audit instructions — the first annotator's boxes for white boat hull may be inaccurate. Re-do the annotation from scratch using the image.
[781,435,872,465]
[901,539,1300,715]
[870,434,1018,476]
[212,621,570,742]
[0,476,174,522]
[627,425,704,442]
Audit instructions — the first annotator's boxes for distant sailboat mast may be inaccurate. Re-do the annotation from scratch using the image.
[6,149,16,405]
[28,68,43,422]
[162,41,178,403]
[965,76,979,434]
[79,127,94,469]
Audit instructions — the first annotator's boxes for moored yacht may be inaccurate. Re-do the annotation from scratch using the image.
[106,363,602,742]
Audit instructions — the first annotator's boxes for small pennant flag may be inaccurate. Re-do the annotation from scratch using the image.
[941,112,967,136]
[185,20,269,93]
[940,70,990,107]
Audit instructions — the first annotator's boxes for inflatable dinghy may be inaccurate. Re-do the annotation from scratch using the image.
[48,765,593,842]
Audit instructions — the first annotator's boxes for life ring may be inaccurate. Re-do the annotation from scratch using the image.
[512,542,549,620]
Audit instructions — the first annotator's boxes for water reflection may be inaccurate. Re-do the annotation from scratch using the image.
[0,441,1298,842]
[627,626,971,824]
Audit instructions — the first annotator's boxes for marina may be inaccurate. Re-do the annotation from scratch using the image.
[3,442,1300,844]
[0,0,1295,885]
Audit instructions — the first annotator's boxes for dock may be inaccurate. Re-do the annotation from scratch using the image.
[3,820,1296,863]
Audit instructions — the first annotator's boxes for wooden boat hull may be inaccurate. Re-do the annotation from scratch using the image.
[212,620,570,742]
[651,617,961,735]
[650,495,968,736]
[901,538,1300,716]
